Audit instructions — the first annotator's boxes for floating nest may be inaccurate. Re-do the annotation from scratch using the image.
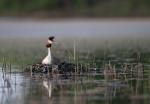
[24,62,86,74]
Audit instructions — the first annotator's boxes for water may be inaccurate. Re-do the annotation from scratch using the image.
[0,67,150,104]
[0,19,150,37]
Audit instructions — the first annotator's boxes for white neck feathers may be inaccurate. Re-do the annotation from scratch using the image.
[42,48,52,65]
[48,48,51,56]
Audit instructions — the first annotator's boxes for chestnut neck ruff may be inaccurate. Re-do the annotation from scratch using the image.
[46,44,51,48]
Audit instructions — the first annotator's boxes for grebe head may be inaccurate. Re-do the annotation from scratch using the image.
[46,36,55,48]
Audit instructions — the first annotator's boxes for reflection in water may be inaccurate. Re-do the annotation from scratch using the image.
[43,79,52,98]
[0,67,150,104]
[0,70,12,104]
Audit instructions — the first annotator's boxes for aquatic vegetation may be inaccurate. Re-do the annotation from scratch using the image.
[0,36,150,69]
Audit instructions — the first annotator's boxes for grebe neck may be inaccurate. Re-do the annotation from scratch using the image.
[48,48,51,56]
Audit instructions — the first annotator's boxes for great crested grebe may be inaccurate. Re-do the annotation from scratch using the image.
[42,36,54,65]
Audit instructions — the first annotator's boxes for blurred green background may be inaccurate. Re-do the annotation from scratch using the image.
[0,0,150,17]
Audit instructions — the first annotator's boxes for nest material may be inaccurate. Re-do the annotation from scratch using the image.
[24,62,86,74]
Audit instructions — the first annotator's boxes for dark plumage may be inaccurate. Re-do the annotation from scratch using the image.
[49,36,55,41]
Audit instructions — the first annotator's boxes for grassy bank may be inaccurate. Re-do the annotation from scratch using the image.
[0,36,150,69]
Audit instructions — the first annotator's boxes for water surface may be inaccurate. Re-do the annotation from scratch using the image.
[0,67,150,104]
[0,19,150,37]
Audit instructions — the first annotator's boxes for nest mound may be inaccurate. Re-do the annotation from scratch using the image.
[24,62,86,74]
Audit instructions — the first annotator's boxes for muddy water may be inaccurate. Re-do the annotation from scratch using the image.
[0,67,150,104]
